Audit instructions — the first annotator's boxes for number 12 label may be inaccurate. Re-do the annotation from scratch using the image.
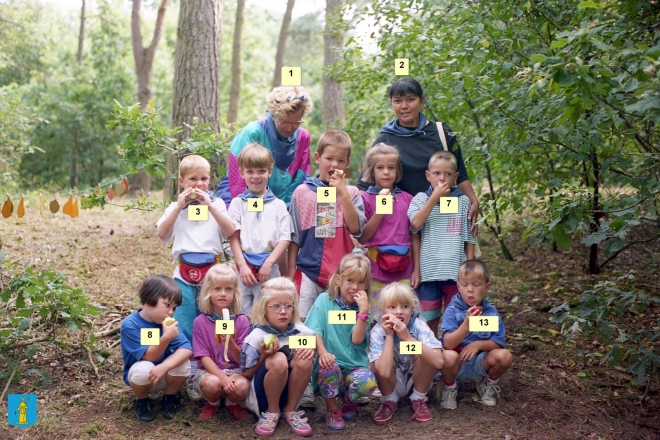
[468,316,499,332]
[289,336,316,349]
[439,197,458,214]
[317,187,336,203]
[188,205,209,221]
[400,341,421,354]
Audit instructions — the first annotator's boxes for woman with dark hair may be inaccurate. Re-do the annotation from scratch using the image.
[357,78,478,229]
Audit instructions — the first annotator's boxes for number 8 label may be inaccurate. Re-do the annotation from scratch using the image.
[141,328,160,345]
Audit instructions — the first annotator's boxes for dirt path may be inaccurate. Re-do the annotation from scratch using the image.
[1,203,657,439]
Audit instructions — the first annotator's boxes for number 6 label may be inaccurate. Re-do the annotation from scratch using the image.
[317,187,336,203]
[289,336,316,349]
[188,204,209,221]
[376,195,393,215]
[468,316,499,332]
[439,197,459,214]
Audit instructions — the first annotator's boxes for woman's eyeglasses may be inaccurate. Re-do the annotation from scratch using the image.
[267,303,295,312]
[276,118,304,129]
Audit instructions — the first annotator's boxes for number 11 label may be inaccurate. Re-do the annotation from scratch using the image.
[439,197,458,214]
[188,205,209,221]
[329,310,357,324]
[468,316,499,332]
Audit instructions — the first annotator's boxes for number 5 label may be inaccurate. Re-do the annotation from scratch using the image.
[141,328,160,346]
[376,195,393,215]
[400,341,421,354]
[247,198,263,212]
[188,204,209,221]
[216,320,235,335]
[289,336,316,349]
[468,316,499,332]
[317,187,336,203]
[439,197,458,214]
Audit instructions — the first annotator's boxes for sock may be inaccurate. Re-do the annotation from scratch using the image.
[225,397,238,406]
[443,381,457,388]
[409,389,427,402]
[381,392,398,403]
[208,398,221,406]
[487,376,499,383]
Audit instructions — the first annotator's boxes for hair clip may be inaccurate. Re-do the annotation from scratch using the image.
[352,248,366,255]
[287,94,308,103]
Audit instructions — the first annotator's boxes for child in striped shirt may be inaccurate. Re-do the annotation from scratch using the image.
[407,151,475,336]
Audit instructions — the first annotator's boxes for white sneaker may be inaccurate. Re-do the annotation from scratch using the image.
[476,378,500,406]
[299,382,316,408]
[186,363,202,401]
[440,385,457,409]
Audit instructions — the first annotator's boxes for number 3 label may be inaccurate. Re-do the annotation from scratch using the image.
[188,204,209,221]
[376,195,393,215]
[317,187,336,203]
[439,197,459,214]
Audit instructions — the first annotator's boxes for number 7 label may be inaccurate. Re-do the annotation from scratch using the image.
[439,197,458,214]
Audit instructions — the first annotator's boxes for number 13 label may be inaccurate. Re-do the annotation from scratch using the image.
[468,316,499,332]
[188,205,209,221]
[317,187,336,203]
[439,197,458,214]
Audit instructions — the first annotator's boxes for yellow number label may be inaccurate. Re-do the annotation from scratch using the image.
[468,316,499,332]
[439,197,459,214]
[188,204,209,221]
[215,320,235,335]
[375,195,393,215]
[141,328,160,346]
[282,66,302,86]
[247,198,264,212]
[317,187,336,203]
[399,341,421,354]
[328,310,357,325]
[289,336,316,349]
[395,58,409,75]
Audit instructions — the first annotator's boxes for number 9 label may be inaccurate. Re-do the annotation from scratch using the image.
[317,187,336,203]
[216,320,235,335]
[188,204,209,221]
[439,197,459,214]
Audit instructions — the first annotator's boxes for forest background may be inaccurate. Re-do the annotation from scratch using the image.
[0,0,658,438]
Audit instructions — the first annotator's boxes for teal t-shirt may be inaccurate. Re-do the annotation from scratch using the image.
[305,292,370,372]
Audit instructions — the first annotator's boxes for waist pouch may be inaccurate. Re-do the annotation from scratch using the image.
[237,252,270,279]
[179,252,218,284]
[375,245,411,273]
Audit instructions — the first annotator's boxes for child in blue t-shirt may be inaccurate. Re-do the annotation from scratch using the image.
[440,259,512,408]
[120,275,193,423]
[305,253,378,431]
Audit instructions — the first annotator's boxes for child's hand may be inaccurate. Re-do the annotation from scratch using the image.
[391,316,412,341]
[431,181,450,202]
[176,187,196,209]
[410,269,421,289]
[318,352,336,369]
[381,314,395,336]
[294,348,316,361]
[162,318,179,341]
[467,306,483,317]
[260,339,280,358]
[257,261,273,282]
[378,188,391,196]
[148,364,167,385]
[219,373,236,394]
[239,263,258,287]
[329,169,348,196]
[354,290,369,315]
[459,342,480,361]
[194,188,211,206]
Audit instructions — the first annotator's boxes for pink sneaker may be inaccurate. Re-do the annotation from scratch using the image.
[283,410,313,437]
[326,408,345,430]
[372,400,397,425]
[411,399,433,423]
[341,402,359,419]
[254,412,279,437]
[197,403,218,421]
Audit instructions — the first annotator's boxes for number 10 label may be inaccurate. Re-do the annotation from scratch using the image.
[188,205,209,221]
[468,316,499,332]
[439,197,458,214]
[289,336,316,349]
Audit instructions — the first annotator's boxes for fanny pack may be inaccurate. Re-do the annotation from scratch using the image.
[179,252,218,284]
[374,245,411,273]
[237,252,270,279]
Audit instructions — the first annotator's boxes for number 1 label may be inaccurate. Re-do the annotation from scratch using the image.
[188,204,209,221]
[247,198,263,212]
[317,187,336,203]
[281,66,302,86]
[439,197,458,214]
[376,195,393,215]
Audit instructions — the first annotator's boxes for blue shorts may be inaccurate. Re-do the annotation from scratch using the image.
[456,351,488,382]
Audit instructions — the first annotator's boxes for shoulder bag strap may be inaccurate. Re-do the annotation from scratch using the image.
[436,121,448,151]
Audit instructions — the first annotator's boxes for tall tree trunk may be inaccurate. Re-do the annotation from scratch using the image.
[226,0,245,124]
[130,0,170,196]
[77,0,85,66]
[588,146,602,274]
[167,0,223,202]
[272,0,295,88]
[322,0,344,128]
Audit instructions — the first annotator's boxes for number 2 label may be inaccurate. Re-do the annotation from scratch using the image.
[395,58,409,75]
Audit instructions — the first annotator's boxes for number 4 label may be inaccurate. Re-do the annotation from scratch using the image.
[468,316,499,332]
[247,198,263,212]
[289,336,316,349]
[188,205,209,221]
[439,197,458,214]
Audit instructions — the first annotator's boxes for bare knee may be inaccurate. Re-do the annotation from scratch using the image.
[266,352,288,375]
[201,374,223,395]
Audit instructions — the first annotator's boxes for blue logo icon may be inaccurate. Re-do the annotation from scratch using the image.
[8,394,37,428]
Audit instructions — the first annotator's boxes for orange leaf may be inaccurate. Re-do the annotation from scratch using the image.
[17,197,25,218]
[108,187,115,201]
[62,195,73,215]
[122,177,130,189]
[2,197,13,218]
[69,198,79,218]
[115,182,127,196]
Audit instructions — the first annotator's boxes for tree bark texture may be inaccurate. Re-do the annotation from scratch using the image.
[272,0,295,88]
[77,0,85,66]
[322,0,345,128]
[167,0,223,202]
[226,0,245,124]
[130,0,169,196]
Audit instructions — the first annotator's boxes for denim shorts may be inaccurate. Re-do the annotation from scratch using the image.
[456,351,488,382]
